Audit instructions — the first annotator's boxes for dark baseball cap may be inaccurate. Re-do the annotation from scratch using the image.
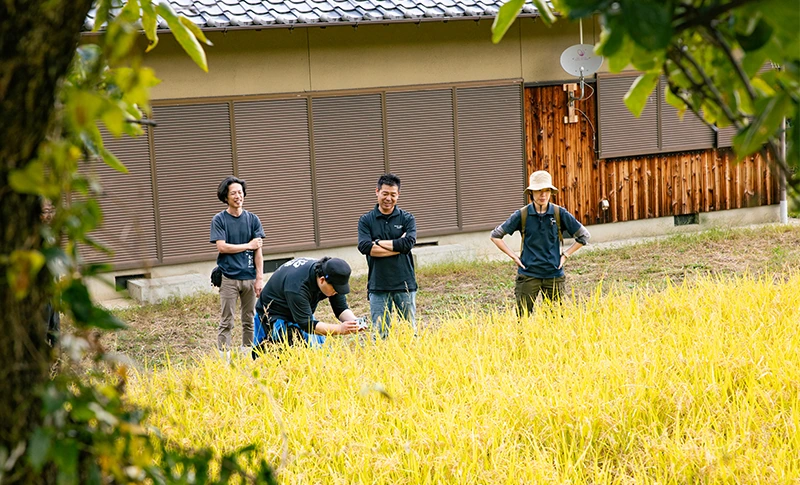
[322,257,351,295]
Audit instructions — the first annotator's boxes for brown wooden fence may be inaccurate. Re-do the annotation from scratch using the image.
[525,84,779,226]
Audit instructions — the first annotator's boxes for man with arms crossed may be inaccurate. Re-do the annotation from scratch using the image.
[357,173,418,339]
[490,170,590,315]
[210,176,265,358]
[253,256,364,350]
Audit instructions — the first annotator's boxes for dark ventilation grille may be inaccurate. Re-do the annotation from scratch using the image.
[152,103,233,262]
[78,128,158,266]
[660,79,714,152]
[598,74,659,159]
[386,89,458,235]
[457,84,525,230]
[312,94,385,247]
[234,99,315,251]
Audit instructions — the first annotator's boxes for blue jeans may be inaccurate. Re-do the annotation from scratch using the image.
[369,291,417,339]
[253,313,326,350]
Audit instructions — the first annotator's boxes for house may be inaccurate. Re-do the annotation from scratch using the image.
[80,0,779,302]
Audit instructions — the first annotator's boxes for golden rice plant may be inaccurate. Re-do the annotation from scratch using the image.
[128,273,800,484]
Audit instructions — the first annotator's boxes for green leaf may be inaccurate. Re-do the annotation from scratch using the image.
[5,250,46,300]
[596,21,624,58]
[736,18,774,52]
[733,93,791,158]
[532,0,556,25]
[142,0,160,52]
[622,0,672,51]
[93,0,111,32]
[100,147,129,174]
[27,428,51,472]
[607,39,633,72]
[101,102,128,137]
[156,3,209,72]
[53,440,78,485]
[664,84,686,119]
[624,72,659,117]
[63,280,94,324]
[179,16,213,46]
[491,0,524,44]
[8,160,45,195]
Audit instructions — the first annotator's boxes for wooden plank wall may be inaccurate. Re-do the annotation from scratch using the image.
[525,85,779,226]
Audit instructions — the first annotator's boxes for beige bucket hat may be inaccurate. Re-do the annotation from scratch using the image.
[525,170,558,192]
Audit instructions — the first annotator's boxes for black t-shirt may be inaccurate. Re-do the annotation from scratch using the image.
[209,210,265,280]
[256,257,349,334]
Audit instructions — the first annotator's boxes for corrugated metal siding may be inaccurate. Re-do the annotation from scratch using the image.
[598,74,659,159]
[457,84,525,229]
[386,89,458,234]
[234,99,315,250]
[152,103,233,262]
[717,125,736,148]
[312,94,385,246]
[78,129,158,265]
[660,79,714,152]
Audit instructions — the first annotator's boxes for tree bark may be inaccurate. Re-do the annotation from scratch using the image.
[0,1,93,482]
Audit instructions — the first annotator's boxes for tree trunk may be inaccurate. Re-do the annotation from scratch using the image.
[0,1,93,482]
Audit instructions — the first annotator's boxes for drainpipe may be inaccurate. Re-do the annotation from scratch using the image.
[780,117,788,224]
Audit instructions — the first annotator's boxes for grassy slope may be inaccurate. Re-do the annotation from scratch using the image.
[110,224,800,366]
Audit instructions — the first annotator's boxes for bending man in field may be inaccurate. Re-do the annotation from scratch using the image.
[253,257,365,352]
[490,170,590,315]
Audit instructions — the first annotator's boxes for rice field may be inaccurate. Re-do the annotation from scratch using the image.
[128,273,800,484]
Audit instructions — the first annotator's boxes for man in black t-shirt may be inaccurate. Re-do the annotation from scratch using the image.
[210,176,265,356]
[254,257,364,349]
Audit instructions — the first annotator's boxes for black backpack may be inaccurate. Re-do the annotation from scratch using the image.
[210,266,223,288]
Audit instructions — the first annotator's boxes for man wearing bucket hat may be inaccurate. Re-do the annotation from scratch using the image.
[490,170,590,315]
[252,256,365,349]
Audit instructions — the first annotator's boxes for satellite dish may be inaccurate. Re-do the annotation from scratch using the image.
[560,44,603,77]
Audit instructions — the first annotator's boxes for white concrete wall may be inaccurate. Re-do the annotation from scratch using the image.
[89,205,780,304]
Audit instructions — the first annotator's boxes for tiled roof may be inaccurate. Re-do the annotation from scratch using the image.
[85,0,549,31]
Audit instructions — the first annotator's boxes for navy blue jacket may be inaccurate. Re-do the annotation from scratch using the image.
[357,205,418,293]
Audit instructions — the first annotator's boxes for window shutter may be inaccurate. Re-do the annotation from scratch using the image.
[312,94,385,247]
[598,74,659,159]
[234,99,315,251]
[79,129,158,266]
[152,103,234,262]
[659,78,714,152]
[386,89,458,235]
[717,125,736,148]
[457,84,525,230]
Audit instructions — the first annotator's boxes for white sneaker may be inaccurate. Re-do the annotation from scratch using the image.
[218,350,231,363]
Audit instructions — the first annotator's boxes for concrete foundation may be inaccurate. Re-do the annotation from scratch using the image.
[89,205,780,305]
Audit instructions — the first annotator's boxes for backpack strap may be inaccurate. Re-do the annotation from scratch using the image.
[519,204,530,254]
[553,204,564,246]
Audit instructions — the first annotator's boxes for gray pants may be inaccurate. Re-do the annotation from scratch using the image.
[218,275,256,350]
[515,274,565,316]
[369,291,417,339]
